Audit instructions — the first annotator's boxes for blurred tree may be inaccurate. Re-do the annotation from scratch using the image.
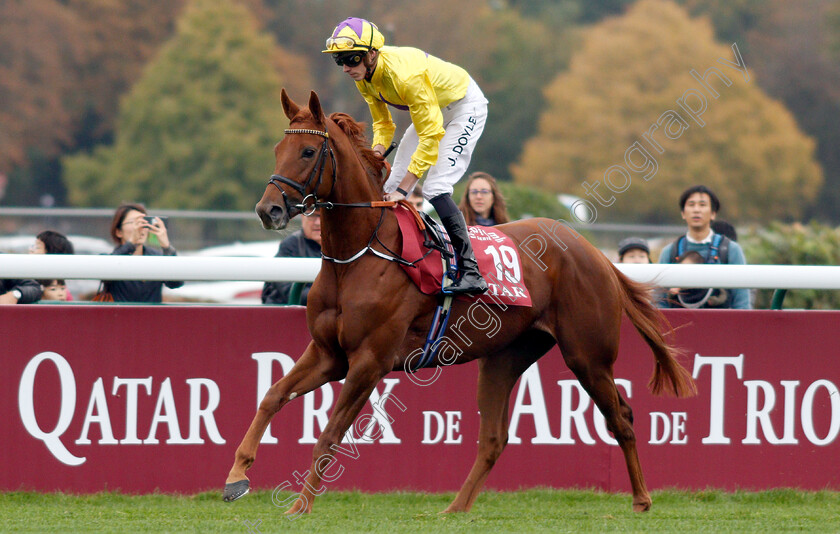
[63,0,307,210]
[261,0,568,181]
[464,10,570,180]
[63,0,189,149]
[742,222,840,309]
[740,0,840,223]
[512,0,823,224]
[0,0,190,204]
[6,148,65,207]
[682,0,840,223]
[678,0,764,50]
[510,0,635,24]
[0,0,87,174]
[829,2,840,60]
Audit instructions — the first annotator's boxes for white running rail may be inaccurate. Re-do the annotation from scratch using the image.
[2,254,840,289]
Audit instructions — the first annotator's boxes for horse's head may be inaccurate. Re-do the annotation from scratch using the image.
[256,89,335,230]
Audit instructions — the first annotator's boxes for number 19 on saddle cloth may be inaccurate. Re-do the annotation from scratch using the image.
[394,207,532,307]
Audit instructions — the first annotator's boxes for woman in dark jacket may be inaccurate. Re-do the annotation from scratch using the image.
[101,203,183,303]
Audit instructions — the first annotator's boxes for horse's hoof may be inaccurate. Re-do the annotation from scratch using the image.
[632,500,651,513]
[285,499,311,516]
[440,504,467,514]
[223,480,250,502]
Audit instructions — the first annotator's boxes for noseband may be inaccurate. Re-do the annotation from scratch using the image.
[268,128,336,215]
[266,126,427,267]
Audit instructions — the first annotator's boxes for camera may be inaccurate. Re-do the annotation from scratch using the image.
[143,215,167,225]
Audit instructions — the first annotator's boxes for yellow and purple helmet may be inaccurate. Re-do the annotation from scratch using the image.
[322,17,385,54]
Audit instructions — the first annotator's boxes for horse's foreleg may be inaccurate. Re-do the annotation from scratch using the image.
[445,355,521,513]
[284,352,389,516]
[223,342,345,501]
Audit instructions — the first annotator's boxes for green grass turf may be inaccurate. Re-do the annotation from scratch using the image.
[2,489,839,533]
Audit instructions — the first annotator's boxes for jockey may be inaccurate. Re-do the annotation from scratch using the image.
[324,17,489,295]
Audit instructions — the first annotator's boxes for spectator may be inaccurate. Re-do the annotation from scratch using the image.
[664,251,729,308]
[711,219,738,242]
[710,219,754,307]
[30,230,74,255]
[0,278,41,304]
[262,208,322,305]
[458,172,510,227]
[617,236,651,264]
[38,279,68,302]
[407,189,425,212]
[29,230,75,300]
[678,250,704,264]
[658,185,750,309]
[101,203,183,303]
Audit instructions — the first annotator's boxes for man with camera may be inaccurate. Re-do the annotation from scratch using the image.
[658,185,750,309]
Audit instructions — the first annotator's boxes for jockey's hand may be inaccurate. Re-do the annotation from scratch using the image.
[384,190,406,202]
[373,144,386,159]
[385,173,417,202]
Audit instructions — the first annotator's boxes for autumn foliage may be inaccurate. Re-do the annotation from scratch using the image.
[62,0,303,210]
[1,0,836,224]
[512,0,823,223]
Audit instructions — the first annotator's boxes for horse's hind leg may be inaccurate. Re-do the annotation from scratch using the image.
[446,337,548,513]
[558,331,652,512]
[223,341,346,501]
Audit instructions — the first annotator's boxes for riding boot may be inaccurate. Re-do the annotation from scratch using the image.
[440,212,488,295]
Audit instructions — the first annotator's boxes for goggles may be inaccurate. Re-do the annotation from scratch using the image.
[333,51,365,67]
[325,36,369,52]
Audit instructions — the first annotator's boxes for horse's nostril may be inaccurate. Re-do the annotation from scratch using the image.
[269,205,284,221]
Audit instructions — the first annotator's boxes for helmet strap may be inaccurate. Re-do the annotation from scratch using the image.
[364,50,378,81]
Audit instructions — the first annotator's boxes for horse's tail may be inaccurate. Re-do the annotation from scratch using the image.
[614,267,697,398]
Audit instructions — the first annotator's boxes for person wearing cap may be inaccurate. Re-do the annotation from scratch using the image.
[323,17,488,295]
[617,236,651,264]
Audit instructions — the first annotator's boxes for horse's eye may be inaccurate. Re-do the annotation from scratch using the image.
[302,147,316,158]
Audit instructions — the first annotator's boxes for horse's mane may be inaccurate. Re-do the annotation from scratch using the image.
[329,112,387,185]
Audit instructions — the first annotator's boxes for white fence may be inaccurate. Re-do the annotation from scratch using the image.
[2,254,840,289]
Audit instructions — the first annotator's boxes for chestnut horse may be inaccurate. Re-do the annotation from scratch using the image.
[223,90,696,514]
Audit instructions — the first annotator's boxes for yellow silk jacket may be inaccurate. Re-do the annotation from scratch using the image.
[355,46,471,177]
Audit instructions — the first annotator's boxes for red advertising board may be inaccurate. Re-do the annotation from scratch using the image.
[2,306,838,494]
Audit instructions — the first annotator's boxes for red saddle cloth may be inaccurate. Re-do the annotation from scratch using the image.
[393,206,532,307]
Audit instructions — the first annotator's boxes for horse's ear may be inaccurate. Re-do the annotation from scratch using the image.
[308,91,327,126]
[281,88,300,120]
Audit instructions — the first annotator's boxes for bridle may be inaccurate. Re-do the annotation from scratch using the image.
[267,128,336,216]
[266,126,430,267]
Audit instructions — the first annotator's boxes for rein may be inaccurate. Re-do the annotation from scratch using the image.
[269,127,428,267]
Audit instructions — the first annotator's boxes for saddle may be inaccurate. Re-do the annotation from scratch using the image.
[393,203,532,307]
[392,202,532,372]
